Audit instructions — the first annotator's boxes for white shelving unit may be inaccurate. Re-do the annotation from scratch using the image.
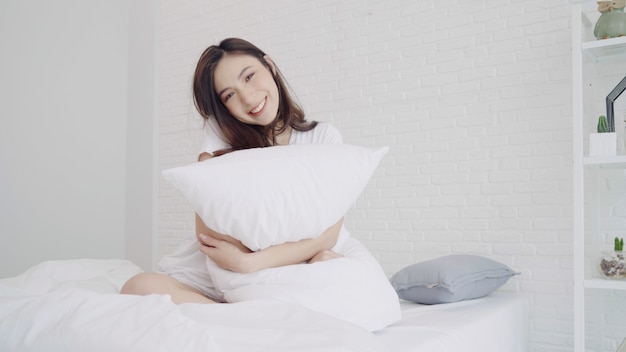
[573,5,626,352]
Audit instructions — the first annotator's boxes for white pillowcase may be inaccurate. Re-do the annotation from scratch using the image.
[162,143,388,251]
[206,233,402,332]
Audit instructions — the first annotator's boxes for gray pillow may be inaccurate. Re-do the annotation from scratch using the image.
[390,254,519,305]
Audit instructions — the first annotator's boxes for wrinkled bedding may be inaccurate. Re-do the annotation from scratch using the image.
[0,259,386,352]
[0,259,529,352]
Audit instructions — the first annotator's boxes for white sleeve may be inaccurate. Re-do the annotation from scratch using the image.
[291,122,343,145]
[199,118,230,156]
[315,122,343,144]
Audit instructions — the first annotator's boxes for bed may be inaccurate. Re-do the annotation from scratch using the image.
[0,258,529,352]
[0,144,529,350]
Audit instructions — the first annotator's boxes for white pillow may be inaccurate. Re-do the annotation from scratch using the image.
[206,234,402,332]
[162,144,388,251]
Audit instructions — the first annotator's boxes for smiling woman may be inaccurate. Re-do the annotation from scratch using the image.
[191,38,317,154]
[118,38,402,329]
[214,54,279,126]
[120,38,401,330]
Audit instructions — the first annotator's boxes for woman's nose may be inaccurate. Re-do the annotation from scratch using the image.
[239,86,256,105]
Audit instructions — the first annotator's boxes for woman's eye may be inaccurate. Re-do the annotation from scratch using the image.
[245,73,254,82]
[223,92,234,102]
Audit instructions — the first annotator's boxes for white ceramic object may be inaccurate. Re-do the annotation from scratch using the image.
[589,132,617,156]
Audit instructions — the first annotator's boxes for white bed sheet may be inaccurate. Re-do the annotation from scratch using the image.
[375,292,529,352]
[0,259,528,352]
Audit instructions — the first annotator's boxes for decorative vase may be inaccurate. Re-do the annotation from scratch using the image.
[599,251,626,278]
[594,1,626,39]
[589,132,617,156]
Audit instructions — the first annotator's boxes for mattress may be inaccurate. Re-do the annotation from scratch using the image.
[376,293,529,352]
[0,259,528,352]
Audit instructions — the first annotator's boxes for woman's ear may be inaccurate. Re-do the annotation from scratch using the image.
[263,55,277,75]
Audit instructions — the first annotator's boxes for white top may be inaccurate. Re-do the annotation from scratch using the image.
[200,118,343,154]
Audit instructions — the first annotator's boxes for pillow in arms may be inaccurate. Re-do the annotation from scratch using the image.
[206,232,402,332]
[390,254,519,304]
[162,143,400,331]
[161,143,388,251]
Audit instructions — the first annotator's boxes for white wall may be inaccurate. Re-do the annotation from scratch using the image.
[158,0,576,351]
[125,0,160,272]
[0,1,157,277]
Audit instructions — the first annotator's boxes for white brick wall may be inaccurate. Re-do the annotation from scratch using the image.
[159,0,579,350]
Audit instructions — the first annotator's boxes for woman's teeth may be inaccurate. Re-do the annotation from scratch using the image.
[250,98,266,114]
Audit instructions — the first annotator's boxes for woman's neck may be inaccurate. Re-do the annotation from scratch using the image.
[274,125,292,145]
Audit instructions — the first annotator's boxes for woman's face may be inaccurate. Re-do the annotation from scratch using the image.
[213,53,280,126]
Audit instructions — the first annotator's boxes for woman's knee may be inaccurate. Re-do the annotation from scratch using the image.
[120,272,170,295]
[120,272,215,304]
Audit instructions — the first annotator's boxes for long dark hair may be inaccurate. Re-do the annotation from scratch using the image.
[193,38,317,153]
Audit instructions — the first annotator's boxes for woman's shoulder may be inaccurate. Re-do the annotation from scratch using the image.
[199,118,230,155]
[292,121,343,145]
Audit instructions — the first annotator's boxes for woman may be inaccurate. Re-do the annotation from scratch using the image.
[121,38,344,304]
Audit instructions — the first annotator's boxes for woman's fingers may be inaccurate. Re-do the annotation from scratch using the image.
[198,233,218,247]
[198,235,221,257]
[198,236,252,273]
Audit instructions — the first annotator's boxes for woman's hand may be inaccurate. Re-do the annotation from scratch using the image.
[195,213,254,273]
[198,234,255,273]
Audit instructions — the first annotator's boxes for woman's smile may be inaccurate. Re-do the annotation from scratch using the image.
[249,97,267,116]
[213,53,279,126]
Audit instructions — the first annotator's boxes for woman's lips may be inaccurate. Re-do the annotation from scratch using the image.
[249,97,267,116]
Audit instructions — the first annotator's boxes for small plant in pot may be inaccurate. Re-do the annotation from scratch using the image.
[589,115,617,156]
[599,237,626,278]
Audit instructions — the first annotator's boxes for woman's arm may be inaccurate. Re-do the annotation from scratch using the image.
[247,217,343,271]
[197,216,344,273]
[195,149,343,273]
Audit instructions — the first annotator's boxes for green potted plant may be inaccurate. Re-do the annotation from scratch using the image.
[589,115,617,156]
[599,237,626,278]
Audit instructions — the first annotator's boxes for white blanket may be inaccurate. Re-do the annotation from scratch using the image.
[0,259,388,352]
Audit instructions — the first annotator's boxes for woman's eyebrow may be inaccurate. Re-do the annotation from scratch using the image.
[217,65,253,98]
[238,65,253,80]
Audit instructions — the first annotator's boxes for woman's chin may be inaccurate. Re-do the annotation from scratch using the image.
[252,113,279,126]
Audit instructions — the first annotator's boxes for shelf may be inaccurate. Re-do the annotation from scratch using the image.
[583,154,626,168]
[581,36,626,62]
[584,278,626,290]
[573,5,626,351]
